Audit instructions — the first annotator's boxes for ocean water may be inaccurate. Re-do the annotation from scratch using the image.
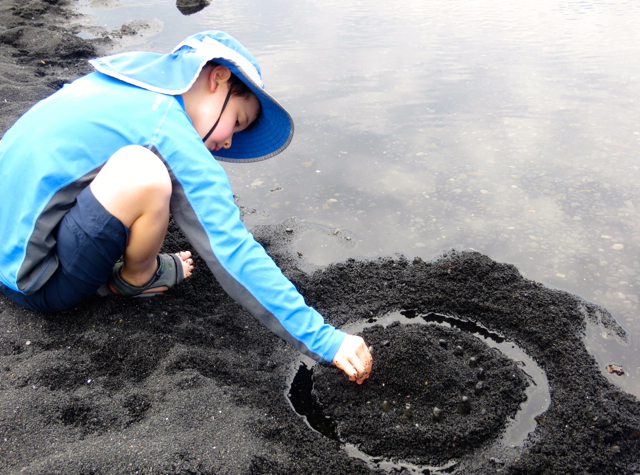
[74,0,640,397]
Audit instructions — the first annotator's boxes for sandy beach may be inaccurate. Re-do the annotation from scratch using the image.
[0,1,639,473]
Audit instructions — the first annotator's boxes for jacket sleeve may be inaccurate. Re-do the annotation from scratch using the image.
[152,105,346,363]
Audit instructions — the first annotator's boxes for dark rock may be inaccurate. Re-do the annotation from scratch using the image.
[175,0,211,15]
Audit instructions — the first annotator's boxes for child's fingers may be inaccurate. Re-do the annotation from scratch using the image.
[348,353,366,381]
[333,356,358,381]
[356,344,373,384]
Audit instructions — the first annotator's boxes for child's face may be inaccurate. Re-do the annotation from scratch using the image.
[203,87,260,152]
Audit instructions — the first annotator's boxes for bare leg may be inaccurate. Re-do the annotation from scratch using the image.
[90,145,193,292]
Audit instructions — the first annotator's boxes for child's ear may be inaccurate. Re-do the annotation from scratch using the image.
[208,65,232,92]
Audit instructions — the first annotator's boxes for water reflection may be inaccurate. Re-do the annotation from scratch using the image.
[74,0,640,396]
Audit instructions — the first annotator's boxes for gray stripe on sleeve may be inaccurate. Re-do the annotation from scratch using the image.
[153,150,322,361]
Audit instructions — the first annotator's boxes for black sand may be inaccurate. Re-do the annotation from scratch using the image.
[312,323,530,466]
[1,2,639,474]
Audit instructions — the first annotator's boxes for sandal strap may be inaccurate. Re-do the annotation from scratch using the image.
[153,253,184,288]
[109,253,184,297]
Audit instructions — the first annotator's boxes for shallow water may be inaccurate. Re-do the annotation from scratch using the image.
[74,0,640,397]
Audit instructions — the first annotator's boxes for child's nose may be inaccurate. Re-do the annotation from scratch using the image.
[223,136,233,149]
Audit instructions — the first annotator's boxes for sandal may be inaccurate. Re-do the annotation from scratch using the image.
[108,253,185,297]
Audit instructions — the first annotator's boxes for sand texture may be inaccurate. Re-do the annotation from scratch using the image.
[0,2,639,474]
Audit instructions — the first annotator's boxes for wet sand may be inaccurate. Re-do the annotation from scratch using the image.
[0,1,639,474]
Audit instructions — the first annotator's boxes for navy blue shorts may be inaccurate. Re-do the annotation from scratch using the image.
[0,186,130,312]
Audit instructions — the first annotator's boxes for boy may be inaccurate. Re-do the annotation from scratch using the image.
[0,30,371,384]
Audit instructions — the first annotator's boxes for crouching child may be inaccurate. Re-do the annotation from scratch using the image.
[0,31,371,383]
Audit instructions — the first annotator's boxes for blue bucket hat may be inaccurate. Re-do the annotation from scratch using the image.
[89,30,294,163]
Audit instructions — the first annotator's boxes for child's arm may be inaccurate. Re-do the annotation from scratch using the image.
[156,114,369,378]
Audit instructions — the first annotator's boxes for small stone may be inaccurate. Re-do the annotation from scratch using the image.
[477,367,485,379]
[382,401,391,413]
[453,345,464,357]
[606,364,624,376]
[285,228,293,233]
[612,244,624,251]
[438,339,448,349]
[468,357,477,368]
[475,381,485,395]
[458,396,472,415]
[432,407,444,422]
[403,403,413,419]
[382,340,390,347]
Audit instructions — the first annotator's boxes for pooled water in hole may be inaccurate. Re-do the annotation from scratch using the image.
[288,311,550,472]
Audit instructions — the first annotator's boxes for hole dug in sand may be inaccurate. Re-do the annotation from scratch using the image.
[312,322,530,467]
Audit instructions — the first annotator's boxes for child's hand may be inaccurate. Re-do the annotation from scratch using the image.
[332,334,372,384]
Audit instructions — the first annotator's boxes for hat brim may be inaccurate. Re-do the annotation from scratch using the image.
[210,60,294,163]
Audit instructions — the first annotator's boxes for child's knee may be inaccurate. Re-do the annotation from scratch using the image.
[114,145,168,175]
[105,145,171,192]
[92,146,172,217]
